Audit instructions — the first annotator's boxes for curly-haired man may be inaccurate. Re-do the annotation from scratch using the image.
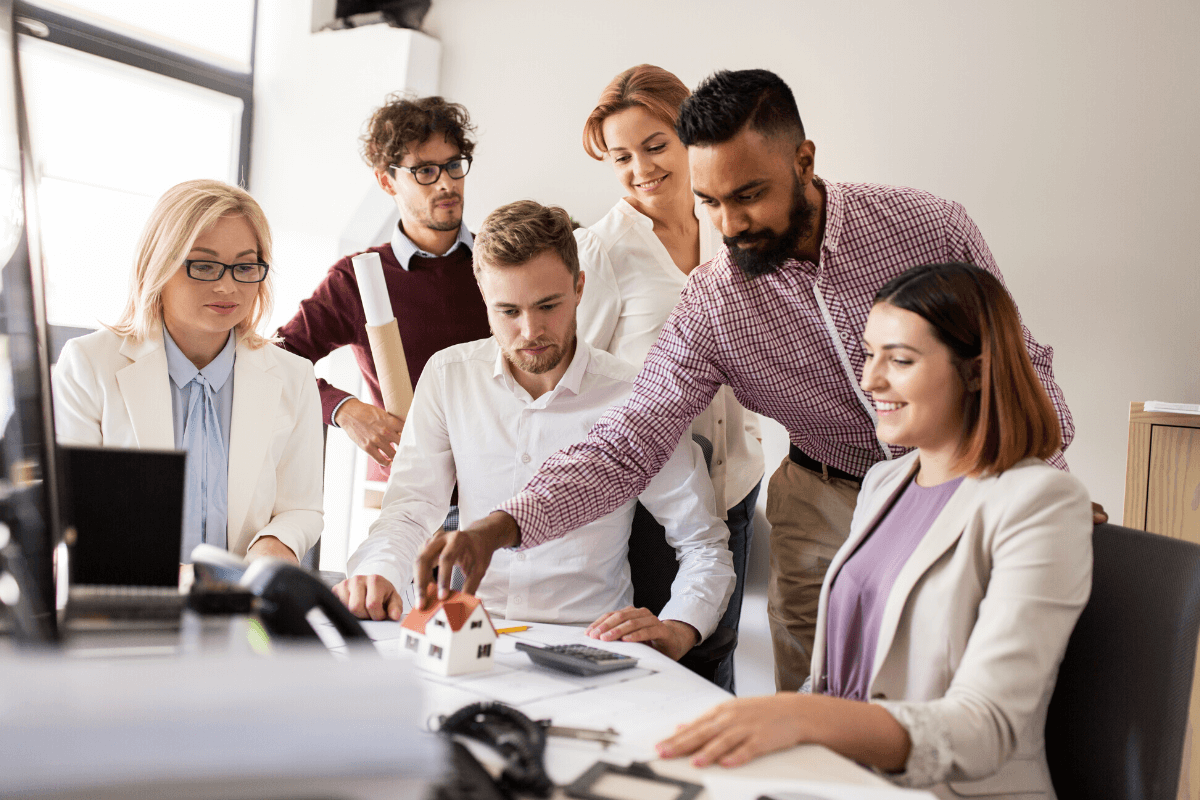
[277,94,490,483]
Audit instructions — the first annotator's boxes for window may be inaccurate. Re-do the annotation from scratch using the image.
[15,1,255,329]
[31,0,256,70]
[404,634,418,652]
[429,644,443,660]
[477,644,491,659]
[470,620,482,629]
[433,618,446,628]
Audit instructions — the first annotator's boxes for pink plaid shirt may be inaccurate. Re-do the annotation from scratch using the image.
[500,180,1073,548]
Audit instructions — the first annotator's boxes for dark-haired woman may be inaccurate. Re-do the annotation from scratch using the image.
[574,65,765,689]
[657,263,1092,799]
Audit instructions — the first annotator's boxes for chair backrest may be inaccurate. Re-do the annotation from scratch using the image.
[627,501,677,615]
[1045,523,1200,800]
[627,434,714,615]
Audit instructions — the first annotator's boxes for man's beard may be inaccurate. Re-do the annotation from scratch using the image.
[502,322,576,377]
[724,176,817,278]
[421,192,463,232]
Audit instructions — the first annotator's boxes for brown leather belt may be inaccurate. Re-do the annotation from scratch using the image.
[789,444,862,484]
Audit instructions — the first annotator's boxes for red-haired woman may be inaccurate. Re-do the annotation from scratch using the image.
[657,262,1092,799]
[575,65,765,691]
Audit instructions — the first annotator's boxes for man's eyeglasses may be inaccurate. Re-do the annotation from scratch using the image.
[390,155,472,186]
[183,260,270,283]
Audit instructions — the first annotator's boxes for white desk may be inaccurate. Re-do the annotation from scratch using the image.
[356,618,909,798]
[2,616,924,800]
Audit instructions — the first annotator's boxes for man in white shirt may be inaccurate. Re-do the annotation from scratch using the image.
[334,200,734,660]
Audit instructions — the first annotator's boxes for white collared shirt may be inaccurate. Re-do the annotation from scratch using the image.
[390,220,474,270]
[347,337,734,637]
[574,200,765,513]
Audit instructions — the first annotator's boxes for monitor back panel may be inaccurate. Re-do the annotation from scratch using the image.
[60,446,186,587]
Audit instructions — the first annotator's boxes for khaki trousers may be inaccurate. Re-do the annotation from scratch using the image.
[765,456,862,691]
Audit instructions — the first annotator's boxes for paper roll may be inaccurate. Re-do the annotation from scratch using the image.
[351,252,394,328]
[366,318,414,419]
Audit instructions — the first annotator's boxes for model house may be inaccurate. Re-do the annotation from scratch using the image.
[400,590,497,676]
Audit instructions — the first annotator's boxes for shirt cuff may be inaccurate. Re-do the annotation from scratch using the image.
[496,491,554,549]
[660,595,719,642]
[349,558,411,606]
[871,699,954,787]
[329,395,355,429]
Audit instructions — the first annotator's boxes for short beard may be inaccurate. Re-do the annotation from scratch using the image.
[501,320,577,377]
[725,176,816,278]
[425,216,462,232]
[505,341,568,375]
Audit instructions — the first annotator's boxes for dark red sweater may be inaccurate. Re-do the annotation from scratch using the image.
[277,241,489,481]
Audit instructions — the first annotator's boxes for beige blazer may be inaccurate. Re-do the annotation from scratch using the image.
[810,450,1092,799]
[52,327,323,559]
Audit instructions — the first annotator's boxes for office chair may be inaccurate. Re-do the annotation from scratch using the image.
[627,502,738,687]
[626,434,741,690]
[302,424,329,572]
[48,324,95,364]
[1045,522,1200,800]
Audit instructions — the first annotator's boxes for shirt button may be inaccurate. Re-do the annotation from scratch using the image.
[717,419,724,425]
[520,453,531,463]
[513,596,523,605]
[715,459,724,466]
[516,552,526,561]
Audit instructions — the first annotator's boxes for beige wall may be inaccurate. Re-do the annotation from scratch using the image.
[413,0,1200,520]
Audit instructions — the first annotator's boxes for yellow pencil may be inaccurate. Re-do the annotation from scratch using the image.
[495,625,530,634]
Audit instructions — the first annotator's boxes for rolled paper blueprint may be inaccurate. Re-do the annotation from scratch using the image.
[365,318,413,419]
[351,252,394,328]
[352,252,414,418]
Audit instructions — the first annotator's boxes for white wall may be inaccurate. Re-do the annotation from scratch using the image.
[249,0,1199,556]
[251,0,440,331]
[250,0,442,568]
[411,0,1200,522]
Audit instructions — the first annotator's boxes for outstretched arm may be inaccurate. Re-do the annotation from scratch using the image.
[416,287,727,602]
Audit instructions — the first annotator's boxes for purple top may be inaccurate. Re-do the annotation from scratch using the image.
[824,475,964,701]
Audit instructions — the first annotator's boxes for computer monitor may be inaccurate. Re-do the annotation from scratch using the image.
[0,0,64,641]
[60,447,186,587]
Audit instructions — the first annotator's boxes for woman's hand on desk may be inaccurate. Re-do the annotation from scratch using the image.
[246,535,299,564]
[332,574,404,621]
[656,693,910,772]
[585,606,698,661]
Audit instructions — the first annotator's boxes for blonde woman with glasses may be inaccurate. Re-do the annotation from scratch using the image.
[53,179,323,563]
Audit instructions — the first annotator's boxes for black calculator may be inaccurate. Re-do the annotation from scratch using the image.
[515,642,638,676]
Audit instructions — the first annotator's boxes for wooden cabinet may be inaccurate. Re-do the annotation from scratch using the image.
[1125,402,1200,537]
[1124,402,1200,800]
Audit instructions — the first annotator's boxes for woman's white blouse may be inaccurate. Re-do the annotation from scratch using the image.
[575,200,764,514]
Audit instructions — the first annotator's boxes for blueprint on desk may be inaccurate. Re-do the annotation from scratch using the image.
[350,618,730,783]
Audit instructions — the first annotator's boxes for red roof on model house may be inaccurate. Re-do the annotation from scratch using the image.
[401,589,494,635]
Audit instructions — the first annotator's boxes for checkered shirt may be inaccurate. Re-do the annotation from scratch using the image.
[500,180,1073,548]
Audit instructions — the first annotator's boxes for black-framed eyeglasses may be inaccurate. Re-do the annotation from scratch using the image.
[390,155,472,186]
[183,259,270,283]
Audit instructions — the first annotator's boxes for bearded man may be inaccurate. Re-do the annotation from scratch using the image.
[416,70,1085,690]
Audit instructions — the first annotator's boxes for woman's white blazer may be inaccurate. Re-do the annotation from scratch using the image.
[52,327,323,559]
[810,450,1092,799]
